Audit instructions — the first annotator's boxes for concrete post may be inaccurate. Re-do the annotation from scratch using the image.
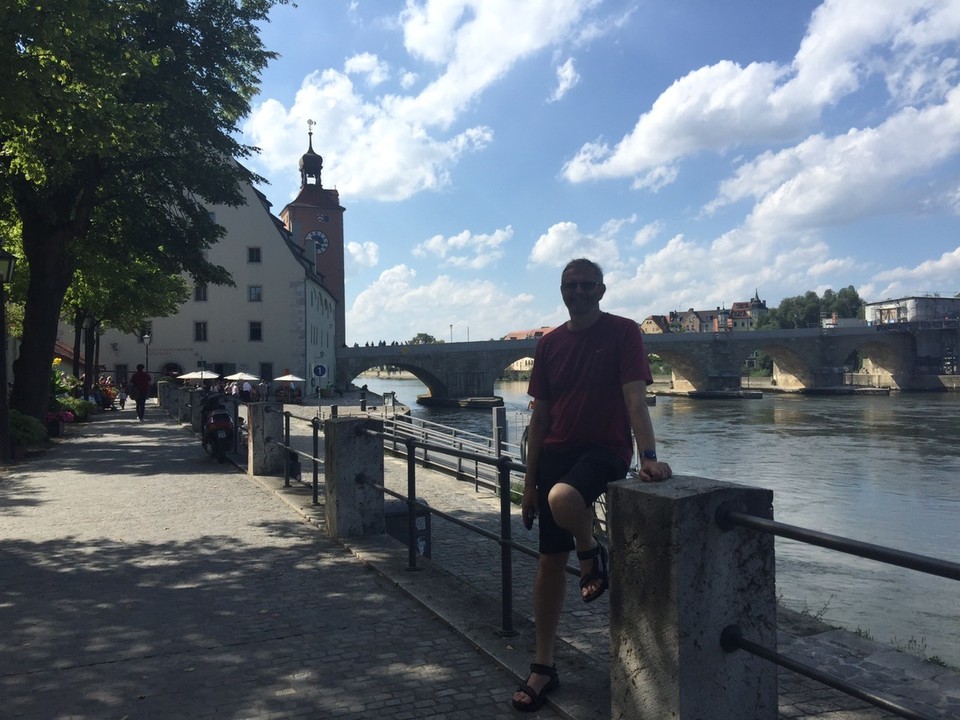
[607,475,777,720]
[178,387,193,423]
[323,417,384,539]
[247,402,284,476]
[158,381,178,415]
[190,392,205,432]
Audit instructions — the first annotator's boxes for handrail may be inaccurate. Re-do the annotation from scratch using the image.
[717,508,960,581]
[720,626,937,720]
[716,508,958,719]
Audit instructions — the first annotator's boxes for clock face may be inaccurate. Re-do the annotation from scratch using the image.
[306,230,329,253]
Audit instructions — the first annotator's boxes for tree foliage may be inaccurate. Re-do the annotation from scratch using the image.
[0,0,289,417]
[755,286,864,330]
[410,333,443,345]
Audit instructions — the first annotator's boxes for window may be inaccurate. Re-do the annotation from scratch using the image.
[248,247,262,263]
[249,321,262,342]
[248,285,263,302]
[194,322,208,342]
[194,283,208,301]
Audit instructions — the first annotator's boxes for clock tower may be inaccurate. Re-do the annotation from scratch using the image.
[280,122,346,350]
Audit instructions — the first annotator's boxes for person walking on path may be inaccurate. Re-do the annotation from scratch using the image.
[129,364,152,421]
[512,258,672,713]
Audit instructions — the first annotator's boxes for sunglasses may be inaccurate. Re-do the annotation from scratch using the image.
[560,281,601,292]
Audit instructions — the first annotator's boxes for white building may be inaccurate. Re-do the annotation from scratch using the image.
[85,134,344,394]
[864,296,960,325]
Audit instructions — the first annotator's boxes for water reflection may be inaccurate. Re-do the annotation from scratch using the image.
[359,375,960,665]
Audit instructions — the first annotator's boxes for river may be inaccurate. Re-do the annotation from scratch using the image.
[359,374,960,667]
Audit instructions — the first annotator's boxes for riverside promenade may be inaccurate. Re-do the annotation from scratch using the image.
[1,401,958,719]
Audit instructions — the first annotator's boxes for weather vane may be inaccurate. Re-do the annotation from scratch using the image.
[307,118,315,138]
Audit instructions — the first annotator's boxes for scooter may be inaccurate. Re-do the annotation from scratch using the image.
[201,394,235,464]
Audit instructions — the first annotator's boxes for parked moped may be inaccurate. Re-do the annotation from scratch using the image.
[200,394,234,464]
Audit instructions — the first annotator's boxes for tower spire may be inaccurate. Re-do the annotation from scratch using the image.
[299,119,323,187]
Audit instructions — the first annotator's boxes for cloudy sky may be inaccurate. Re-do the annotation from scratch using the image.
[241,0,960,345]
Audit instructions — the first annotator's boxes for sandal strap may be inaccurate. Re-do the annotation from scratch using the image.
[576,536,603,561]
[529,662,557,678]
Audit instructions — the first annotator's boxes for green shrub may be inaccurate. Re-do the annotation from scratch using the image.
[55,396,97,422]
[9,410,47,445]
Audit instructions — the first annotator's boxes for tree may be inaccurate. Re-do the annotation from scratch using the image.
[410,333,442,345]
[757,287,863,330]
[0,0,289,417]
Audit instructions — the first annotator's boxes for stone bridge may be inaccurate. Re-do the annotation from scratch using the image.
[336,325,959,402]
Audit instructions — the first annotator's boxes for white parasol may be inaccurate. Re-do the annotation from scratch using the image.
[273,374,305,382]
[224,372,261,381]
[178,370,220,380]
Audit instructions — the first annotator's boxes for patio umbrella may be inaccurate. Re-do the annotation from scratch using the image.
[273,374,305,382]
[178,370,220,380]
[224,372,260,381]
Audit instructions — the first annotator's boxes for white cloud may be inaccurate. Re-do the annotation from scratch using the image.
[344,53,391,86]
[710,86,960,234]
[549,58,579,102]
[633,220,663,247]
[245,0,596,201]
[869,245,960,298]
[346,241,380,269]
[347,264,539,342]
[528,217,630,270]
[412,226,513,269]
[562,0,960,189]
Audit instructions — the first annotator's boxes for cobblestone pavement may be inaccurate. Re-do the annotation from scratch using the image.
[2,401,957,720]
[0,406,559,720]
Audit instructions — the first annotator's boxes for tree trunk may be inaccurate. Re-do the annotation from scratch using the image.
[10,227,76,418]
[73,309,84,378]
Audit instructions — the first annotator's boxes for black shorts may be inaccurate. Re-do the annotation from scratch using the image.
[536,445,628,555]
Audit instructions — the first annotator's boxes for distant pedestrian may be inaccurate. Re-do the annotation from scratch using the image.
[129,364,152,421]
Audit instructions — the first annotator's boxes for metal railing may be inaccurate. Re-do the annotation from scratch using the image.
[716,506,960,720]
[256,408,954,719]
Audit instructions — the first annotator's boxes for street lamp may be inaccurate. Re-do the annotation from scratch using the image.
[449,324,453,343]
[142,333,151,373]
[0,248,18,463]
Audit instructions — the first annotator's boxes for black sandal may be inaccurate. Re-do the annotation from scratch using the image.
[577,537,609,603]
[512,662,559,713]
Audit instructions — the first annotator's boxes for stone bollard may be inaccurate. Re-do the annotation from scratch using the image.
[158,381,178,415]
[607,475,777,720]
[247,403,284,476]
[323,417,384,539]
[190,392,205,432]
[178,387,193,423]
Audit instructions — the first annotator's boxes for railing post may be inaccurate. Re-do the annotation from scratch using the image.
[311,416,321,505]
[283,411,292,487]
[323,417,384,540]
[497,456,515,636]
[607,475,777,720]
[405,438,418,570]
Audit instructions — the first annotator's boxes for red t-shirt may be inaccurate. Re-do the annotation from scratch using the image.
[527,313,652,465]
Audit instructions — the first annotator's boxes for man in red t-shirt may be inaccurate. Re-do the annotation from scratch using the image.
[512,258,672,713]
[129,364,152,422]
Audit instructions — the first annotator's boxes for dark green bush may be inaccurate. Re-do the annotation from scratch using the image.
[9,410,47,445]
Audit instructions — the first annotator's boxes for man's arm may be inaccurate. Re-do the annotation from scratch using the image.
[622,380,671,482]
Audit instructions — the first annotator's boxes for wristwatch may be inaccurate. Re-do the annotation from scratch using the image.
[641,449,657,461]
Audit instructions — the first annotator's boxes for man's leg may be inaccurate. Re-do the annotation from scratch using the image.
[512,551,568,708]
[548,483,603,599]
